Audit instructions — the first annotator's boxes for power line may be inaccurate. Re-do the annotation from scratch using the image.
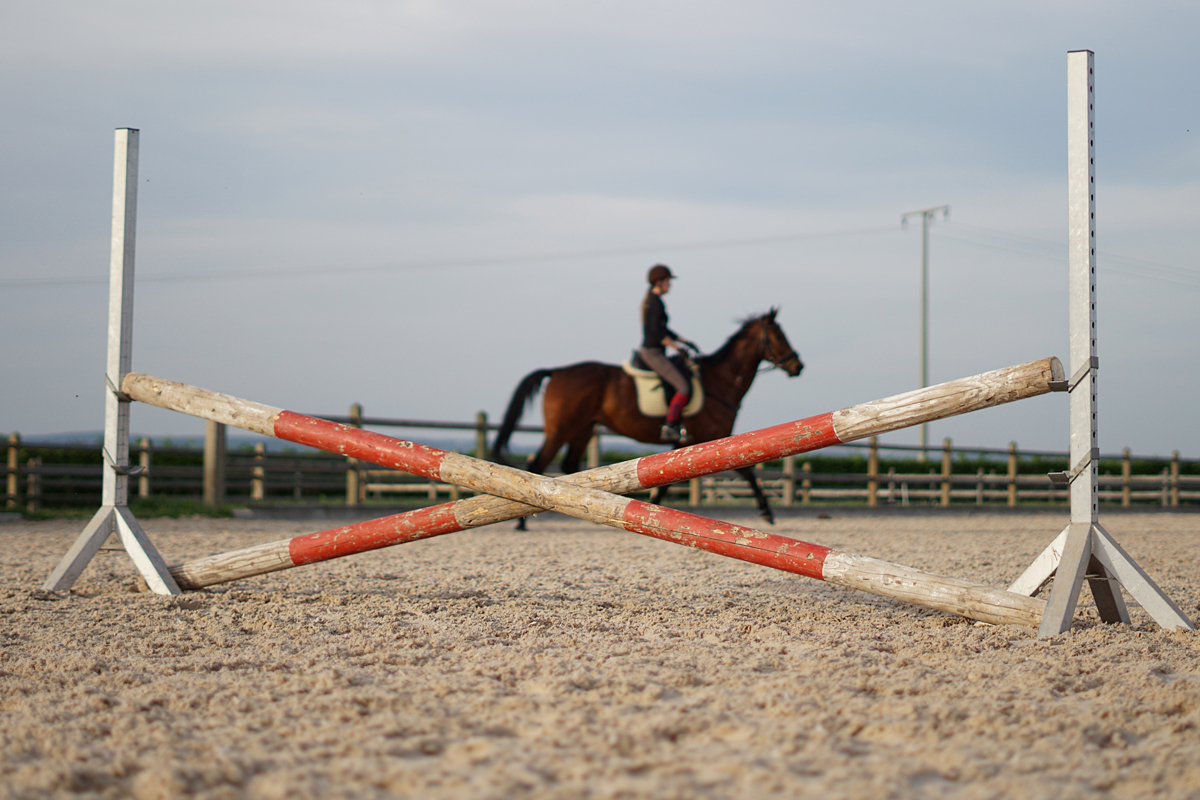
[935,222,1200,290]
[5,219,1194,291]
[0,224,895,289]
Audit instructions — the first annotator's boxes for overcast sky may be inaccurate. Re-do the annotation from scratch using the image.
[2,1,1197,460]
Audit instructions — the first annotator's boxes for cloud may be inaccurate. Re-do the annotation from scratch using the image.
[2,1,1199,459]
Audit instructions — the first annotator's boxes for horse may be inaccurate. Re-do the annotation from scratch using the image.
[491,309,803,527]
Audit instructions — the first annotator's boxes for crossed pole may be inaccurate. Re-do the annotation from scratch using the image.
[50,359,1064,628]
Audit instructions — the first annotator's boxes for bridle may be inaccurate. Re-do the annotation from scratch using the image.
[756,320,798,375]
[706,317,798,410]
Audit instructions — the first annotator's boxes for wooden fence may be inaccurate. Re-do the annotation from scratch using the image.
[5,423,1198,513]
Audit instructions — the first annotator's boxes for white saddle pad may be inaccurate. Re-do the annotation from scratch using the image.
[621,360,704,418]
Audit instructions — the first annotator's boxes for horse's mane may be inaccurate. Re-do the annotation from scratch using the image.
[697,312,772,367]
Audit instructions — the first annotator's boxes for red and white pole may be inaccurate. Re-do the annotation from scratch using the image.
[122,357,1059,627]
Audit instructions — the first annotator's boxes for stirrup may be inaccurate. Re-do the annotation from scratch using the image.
[660,422,689,444]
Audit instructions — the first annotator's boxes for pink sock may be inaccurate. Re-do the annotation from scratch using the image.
[667,393,689,422]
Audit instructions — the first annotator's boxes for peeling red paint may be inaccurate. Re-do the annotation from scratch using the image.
[274,411,447,479]
[621,499,830,580]
[635,412,840,486]
[289,503,463,565]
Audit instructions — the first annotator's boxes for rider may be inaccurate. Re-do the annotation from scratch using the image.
[638,264,699,443]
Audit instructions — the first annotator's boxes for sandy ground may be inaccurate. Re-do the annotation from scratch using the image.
[3,509,1200,799]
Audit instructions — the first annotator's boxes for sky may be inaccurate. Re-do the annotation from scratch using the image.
[2,1,1198,461]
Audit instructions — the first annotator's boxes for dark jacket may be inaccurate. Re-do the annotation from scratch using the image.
[641,291,678,349]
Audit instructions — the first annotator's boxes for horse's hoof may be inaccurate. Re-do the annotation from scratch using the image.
[761,515,775,527]
[515,518,528,531]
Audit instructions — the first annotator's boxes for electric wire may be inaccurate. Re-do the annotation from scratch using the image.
[936,222,1200,290]
[0,225,895,288]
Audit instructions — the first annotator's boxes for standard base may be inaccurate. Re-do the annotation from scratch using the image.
[1009,521,1193,637]
[42,505,180,595]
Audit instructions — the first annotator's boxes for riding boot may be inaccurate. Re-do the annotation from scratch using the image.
[661,394,690,443]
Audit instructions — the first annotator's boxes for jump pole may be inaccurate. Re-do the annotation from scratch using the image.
[117,362,1061,627]
[1006,51,1193,636]
[147,358,1063,592]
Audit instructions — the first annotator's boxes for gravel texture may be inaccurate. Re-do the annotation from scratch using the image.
[2,510,1199,799]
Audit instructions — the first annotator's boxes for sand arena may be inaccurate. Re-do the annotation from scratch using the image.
[3,510,1200,799]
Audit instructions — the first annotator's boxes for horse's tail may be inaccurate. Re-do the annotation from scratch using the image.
[491,368,555,465]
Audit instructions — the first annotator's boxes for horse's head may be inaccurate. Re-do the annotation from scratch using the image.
[757,308,804,377]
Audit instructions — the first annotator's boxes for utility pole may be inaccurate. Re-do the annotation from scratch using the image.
[901,205,949,462]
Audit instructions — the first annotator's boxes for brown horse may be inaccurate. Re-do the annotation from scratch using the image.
[491,309,803,526]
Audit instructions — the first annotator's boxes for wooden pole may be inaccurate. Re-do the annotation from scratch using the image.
[124,356,1062,497]
[203,420,226,507]
[1007,442,1018,508]
[940,437,952,507]
[125,358,1062,626]
[1121,447,1131,507]
[133,400,1052,628]
[251,443,265,501]
[782,455,795,507]
[138,438,151,498]
[1171,451,1180,507]
[587,432,601,470]
[867,437,879,507]
[475,411,488,460]
[6,432,18,510]
[26,457,41,513]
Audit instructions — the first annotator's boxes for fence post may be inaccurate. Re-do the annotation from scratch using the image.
[887,466,896,504]
[26,457,41,513]
[1162,467,1170,508]
[138,437,151,498]
[1007,442,1018,508]
[976,467,985,505]
[587,433,601,471]
[1122,447,1131,508]
[251,442,265,500]
[346,403,362,506]
[782,455,795,506]
[1171,451,1180,507]
[941,438,952,507]
[203,420,227,507]
[689,476,701,506]
[476,411,488,460]
[6,432,18,510]
[867,437,879,507]
[801,461,812,504]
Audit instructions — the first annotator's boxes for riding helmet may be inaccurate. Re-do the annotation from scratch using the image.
[647,264,675,284]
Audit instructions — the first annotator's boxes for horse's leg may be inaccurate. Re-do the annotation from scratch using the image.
[736,466,775,526]
[560,426,596,476]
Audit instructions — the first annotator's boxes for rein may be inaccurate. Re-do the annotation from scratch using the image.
[697,321,793,412]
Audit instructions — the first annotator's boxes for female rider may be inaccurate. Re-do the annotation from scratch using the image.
[637,264,699,443]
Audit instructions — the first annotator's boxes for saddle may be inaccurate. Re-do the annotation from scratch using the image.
[621,353,705,418]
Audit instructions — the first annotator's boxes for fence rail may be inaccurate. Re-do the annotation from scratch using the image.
[6,419,1198,513]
